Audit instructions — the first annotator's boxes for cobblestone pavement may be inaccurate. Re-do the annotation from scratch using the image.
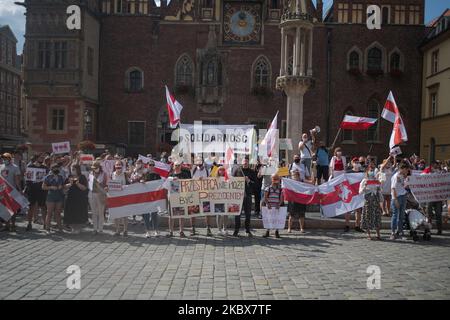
[1,220,450,300]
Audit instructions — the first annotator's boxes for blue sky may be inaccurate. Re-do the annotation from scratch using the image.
[0,0,449,54]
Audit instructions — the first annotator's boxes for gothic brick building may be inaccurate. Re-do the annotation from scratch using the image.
[20,0,428,161]
[0,25,24,151]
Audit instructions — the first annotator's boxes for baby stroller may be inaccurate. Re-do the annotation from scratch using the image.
[404,190,432,241]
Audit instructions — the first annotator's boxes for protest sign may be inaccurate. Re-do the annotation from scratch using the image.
[179,124,255,154]
[80,154,94,165]
[25,167,47,182]
[261,207,288,229]
[407,173,450,203]
[277,167,290,177]
[52,141,71,154]
[168,177,245,218]
[390,146,402,157]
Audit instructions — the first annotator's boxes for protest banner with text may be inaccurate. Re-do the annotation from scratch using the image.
[408,173,450,203]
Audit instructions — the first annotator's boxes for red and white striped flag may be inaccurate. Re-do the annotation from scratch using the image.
[165,85,183,128]
[260,111,279,158]
[389,113,408,149]
[318,173,365,217]
[340,115,377,130]
[382,91,398,123]
[0,177,29,221]
[106,180,167,219]
[282,178,320,205]
[224,143,234,180]
[153,160,171,178]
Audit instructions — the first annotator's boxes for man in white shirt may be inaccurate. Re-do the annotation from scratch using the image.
[390,162,409,240]
[289,154,306,182]
[298,132,315,179]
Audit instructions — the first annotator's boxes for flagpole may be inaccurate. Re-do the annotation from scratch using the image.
[330,127,342,151]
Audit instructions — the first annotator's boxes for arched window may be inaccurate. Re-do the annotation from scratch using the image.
[349,51,360,69]
[367,47,382,71]
[390,52,401,71]
[367,99,380,141]
[125,67,144,92]
[253,56,271,88]
[342,110,354,142]
[175,55,193,86]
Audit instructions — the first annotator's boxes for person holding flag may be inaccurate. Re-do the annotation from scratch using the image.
[0,153,22,232]
[141,160,163,238]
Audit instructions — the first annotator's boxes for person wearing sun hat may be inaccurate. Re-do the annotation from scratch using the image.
[0,153,22,232]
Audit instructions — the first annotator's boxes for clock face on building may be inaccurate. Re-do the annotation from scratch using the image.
[223,2,262,45]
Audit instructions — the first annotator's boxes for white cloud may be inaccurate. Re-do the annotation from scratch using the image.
[0,0,26,53]
[0,0,25,15]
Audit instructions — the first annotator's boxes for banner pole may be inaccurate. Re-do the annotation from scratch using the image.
[329,127,342,151]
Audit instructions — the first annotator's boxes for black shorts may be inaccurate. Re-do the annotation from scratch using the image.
[26,186,47,207]
[317,165,329,182]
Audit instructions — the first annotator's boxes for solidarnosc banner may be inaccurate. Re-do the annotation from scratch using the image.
[408,173,450,203]
[179,124,255,154]
[168,177,245,218]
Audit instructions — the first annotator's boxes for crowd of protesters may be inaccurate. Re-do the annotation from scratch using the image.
[0,132,449,240]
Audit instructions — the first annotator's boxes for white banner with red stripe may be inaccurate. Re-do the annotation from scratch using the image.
[0,177,29,221]
[282,173,365,217]
[138,155,171,178]
[106,180,167,220]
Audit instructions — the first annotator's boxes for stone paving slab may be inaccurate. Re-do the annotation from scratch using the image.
[1,220,450,300]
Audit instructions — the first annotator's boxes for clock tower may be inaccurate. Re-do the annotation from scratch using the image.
[222,1,263,46]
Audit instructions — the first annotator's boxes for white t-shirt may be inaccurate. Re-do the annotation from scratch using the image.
[191,166,208,179]
[289,162,306,182]
[299,140,313,159]
[111,171,127,185]
[391,171,407,198]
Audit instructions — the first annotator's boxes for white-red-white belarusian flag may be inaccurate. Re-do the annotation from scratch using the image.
[165,85,183,128]
[154,160,171,178]
[318,173,365,217]
[224,143,234,180]
[340,115,377,130]
[0,177,29,221]
[382,91,398,123]
[107,180,167,219]
[282,178,320,205]
[389,113,408,149]
[260,111,279,158]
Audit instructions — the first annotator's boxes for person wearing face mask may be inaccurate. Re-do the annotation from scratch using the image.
[129,159,146,225]
[298,133,315,179]
[288,154,305,176]
[42,164,66,234]
[287,170,308,233]
[89,161,108,235]
[358,156,367,171]
[232,157,256,237]
[141,160,162,238]
[111,161,129,237]
[329,147,346,180]
[359,163,383,240]
[315,141,329,185]
[376,156,394,217]
[0,153,22,232]
[63,165,89,234]
[24,154,48,231]
[263,174,284,238]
